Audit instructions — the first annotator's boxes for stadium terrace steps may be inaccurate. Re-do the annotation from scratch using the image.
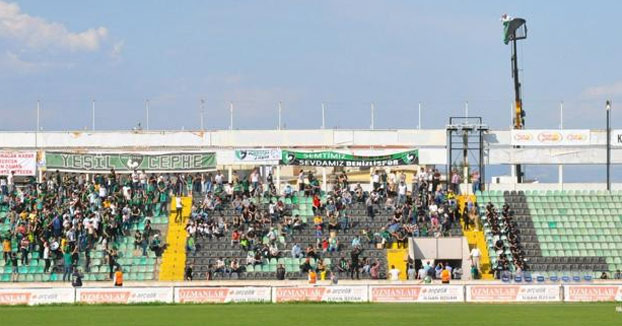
[159,197,191,281]
[458,195,493,280]
[386,247,408,280]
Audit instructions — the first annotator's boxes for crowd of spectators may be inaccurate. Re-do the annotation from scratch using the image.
[484,203,527,278]
[0,169,172,281]
[183,167,463,280]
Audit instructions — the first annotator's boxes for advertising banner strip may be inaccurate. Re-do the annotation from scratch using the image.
[234,149,282,163]
[611,130,622,147]
[76,287,173,304]
[175,287,271,303]
[0,288,74,305]
[564,285,622,302]
[280,150,418,167]
[272,286,368,303]
[0,151,36,176]
[45,152,216,173]
[510,130,590,146]
[369,285,463,303]
[466,285,561,302]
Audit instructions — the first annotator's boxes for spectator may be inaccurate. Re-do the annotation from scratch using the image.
[72,268,83,287]
[175,197,183,223]
[2,237,10,264]
[185,264,193,281]
[453,267,463,280]
[62,246,73,282]
[308,269,317,284]
[291,243,303,259]
[10,252,18,282]
[470,246,481,272]
[276,264,286,280]
[350,248,360,280]
[114,266,123,287]
[441,267,451,284]
[389,265,400,281]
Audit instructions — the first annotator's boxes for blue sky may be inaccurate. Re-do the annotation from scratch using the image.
[0,0,620,132]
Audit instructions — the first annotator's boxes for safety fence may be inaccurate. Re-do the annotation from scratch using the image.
[1,284,621,305]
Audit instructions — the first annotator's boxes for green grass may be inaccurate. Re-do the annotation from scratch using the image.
[0,303,619,326]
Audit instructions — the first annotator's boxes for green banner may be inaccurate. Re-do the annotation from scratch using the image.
[280,150,418,167]
[45,152,216,172]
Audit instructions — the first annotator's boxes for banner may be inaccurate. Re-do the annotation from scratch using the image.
[272,286,368,303]
[369,285,463,303]
[234,149,281,163]
[611,130,622,147]
[0,288,74,305]
[466,285,561,302]
[45,152,216,173]
[175,287,271,303]
[510,130,590,146]
[564,285,622,302]
[280,150,418,167]
[0,152,36,176]
[76,287,173,304]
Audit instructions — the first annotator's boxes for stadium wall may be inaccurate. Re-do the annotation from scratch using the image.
[1,284,621,305]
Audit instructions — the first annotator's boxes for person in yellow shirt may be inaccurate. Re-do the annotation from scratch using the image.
[2,238,11,263]
[313,215,323,227]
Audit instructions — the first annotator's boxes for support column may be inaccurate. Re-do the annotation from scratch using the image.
[558,165,563,189]
[228,166,233,183]
[276,165,281,192]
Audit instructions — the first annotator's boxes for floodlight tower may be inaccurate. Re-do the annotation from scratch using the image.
[503,14,527,183]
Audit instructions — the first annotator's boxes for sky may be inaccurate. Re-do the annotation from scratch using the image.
[0,0,620,132]
[0,1,620,181]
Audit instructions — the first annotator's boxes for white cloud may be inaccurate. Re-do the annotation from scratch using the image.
[582,81,622,98]
[0,1,108,52]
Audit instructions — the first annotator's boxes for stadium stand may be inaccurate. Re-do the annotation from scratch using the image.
[478,190,612,278]
[0,171,171,282]
[184,169,463,281]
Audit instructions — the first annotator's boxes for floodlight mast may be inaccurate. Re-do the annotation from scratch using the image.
[503,14,527,183]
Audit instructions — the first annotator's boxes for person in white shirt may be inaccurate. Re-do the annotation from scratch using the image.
[250,170,260,190]
[131,169,139,187]
[297,171,305,192]
[7,171,14,193]
[139,170,147,189]
[372,170,380,191]
[470,247,481,271]
[397,182,407,205]
[0,177,7,195]
[389,265,400,281]
[175,197,183,223]
[215,171,224,185]
[43,241,51,273]
[98,185,107,199]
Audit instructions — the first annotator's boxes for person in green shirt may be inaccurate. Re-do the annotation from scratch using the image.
[62,247,73,282]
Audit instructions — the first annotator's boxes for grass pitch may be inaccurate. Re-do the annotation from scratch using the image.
[0,303,618,326]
